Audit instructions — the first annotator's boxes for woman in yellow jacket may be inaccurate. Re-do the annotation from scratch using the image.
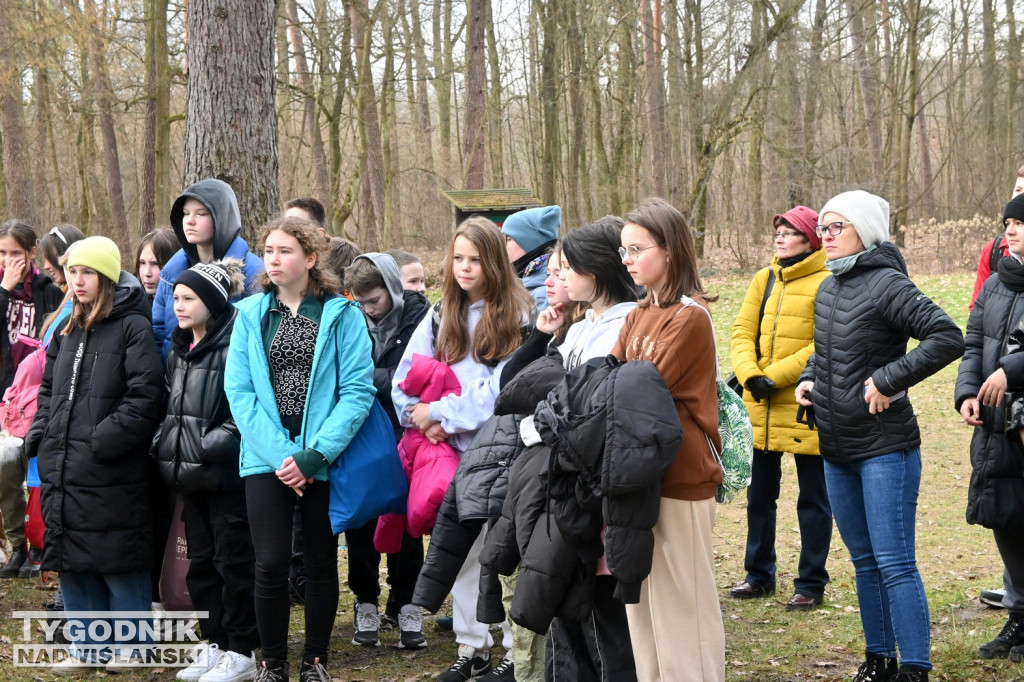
[729,206,833,610]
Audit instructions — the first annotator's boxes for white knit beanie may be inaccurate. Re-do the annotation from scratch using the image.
[819,190,890,249]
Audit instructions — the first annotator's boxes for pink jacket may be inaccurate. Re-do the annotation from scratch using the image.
[375,354,461,553]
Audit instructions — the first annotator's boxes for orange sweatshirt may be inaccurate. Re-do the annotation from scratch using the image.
[612,299,722,501]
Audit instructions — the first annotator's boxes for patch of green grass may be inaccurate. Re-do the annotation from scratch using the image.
[2,271,1020,681]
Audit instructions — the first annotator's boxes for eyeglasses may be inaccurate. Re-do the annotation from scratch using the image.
[774,230,804,240]
[618,244,658,262]
[815,221,852,238]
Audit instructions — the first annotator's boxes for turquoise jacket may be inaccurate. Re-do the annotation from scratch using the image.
[225,292,375,481]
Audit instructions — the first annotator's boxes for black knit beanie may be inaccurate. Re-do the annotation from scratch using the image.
[1004,193,1024,225]
[174,262,232,319]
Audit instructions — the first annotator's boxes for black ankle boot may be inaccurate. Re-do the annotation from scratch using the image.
[0,543,28,578]
[853,652,899,682]
[892,665,928,682]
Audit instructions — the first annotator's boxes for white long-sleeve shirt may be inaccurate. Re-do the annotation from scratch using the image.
[391,299,513,454]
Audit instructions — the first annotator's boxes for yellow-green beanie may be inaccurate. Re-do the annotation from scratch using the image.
[66,236,121,284]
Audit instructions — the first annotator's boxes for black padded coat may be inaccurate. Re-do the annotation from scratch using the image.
[412,354,565,622]
[155,309,242,494]
[956,259,1024,530]
[799,243,963,461]
[26,273,164,574]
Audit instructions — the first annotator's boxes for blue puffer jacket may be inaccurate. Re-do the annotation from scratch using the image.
[152,179,264,360]
[225,292,376,481]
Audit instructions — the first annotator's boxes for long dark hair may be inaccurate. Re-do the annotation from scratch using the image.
[39,224,85,273]
[135,227,178,276]
[624,198,715,308]
[561,216,638,308]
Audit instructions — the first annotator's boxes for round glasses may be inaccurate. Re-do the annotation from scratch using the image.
[618,244,658,262]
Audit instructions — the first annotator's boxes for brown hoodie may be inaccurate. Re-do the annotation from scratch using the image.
[612,298,723,501]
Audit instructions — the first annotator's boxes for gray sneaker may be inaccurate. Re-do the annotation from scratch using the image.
[351,602,380,647]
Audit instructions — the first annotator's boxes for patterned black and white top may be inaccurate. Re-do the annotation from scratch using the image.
[268,302,318,425]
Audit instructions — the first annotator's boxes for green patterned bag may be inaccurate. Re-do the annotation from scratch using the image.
[679,296,754,503]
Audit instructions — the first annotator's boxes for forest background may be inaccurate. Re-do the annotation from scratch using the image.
[0,0,1020,267]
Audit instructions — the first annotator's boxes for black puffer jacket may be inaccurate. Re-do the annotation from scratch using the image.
[481,356,682,634]
[799,243,964,461]
[26,272,164,574]
[156,309,242,494]
[412,354,565,622]
[956,260,1024,530]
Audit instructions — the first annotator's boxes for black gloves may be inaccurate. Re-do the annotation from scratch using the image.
[796,403,816,430]
[745,375,777,402]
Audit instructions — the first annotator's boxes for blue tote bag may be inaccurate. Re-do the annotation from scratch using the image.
[328,399,408,534]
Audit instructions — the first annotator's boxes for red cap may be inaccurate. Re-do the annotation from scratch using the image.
[772,205,821,250]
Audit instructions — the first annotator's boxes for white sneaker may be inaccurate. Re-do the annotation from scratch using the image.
[51,656,96,674]
[177,643,224,681]
[199,650,257,682]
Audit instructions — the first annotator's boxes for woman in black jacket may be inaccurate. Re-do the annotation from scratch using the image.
[796,191,963,682]
[25,237,164,670]
[956,193,1024,663]
[156,260,259,681]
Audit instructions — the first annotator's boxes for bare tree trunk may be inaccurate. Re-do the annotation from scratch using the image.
[432,0,453,182]
[562,1,586,226]
[184,0,279,241]
[82,0,131,252]
[846,0,884,182]
[142,0,170,235]
[538,0,560,204]
[285,0,330,205]
[641,0,667,197]
[409,0,434,174]
[349,0,386,250]
[0,5,37,224]
[485,0,504,187]
[463,0,486,189]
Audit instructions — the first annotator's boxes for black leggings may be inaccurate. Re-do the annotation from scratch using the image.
[245,474,339,663]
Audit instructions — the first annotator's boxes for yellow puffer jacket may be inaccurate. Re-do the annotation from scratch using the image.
[730,249,830,455]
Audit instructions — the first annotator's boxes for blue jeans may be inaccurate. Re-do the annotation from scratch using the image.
[824,449,931,670]
[60,571,152,662]
[743,450,832,596]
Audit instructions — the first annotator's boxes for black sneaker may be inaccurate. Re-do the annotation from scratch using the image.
[396,604,427,649]
[19,547,42,579]
[288,575,307,605]
[255,659,289,682]
[979,612,1024,658]
[352,602,380,647]
[981,587,1007,608]
[852,653,898,682]
[891,666,928,682]
[0,543,28,578]
[484,654,514,680]
[380,611,398,630]
[437,645,491,681]
[298,657,329,682]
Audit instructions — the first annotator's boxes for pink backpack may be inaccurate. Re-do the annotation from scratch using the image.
[0,338,46,438]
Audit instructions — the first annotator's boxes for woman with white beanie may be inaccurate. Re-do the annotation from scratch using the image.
[795,190,964,682]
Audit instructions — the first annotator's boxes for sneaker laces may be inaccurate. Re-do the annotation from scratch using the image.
[208,649,245,674]
[447,654,472,671]
[255,662,285,682]
[398,607,422,633]
[354,605,380,633]
[852,655,892,682]
[492,655,513,673]
[299,658,330,682]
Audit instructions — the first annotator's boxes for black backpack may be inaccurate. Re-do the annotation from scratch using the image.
[990,234,1006,274]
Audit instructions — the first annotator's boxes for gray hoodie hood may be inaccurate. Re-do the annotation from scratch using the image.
[354,252,405,357]
[169,179,242,264]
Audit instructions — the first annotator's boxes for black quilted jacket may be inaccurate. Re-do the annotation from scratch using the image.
[957,262,1024,530]
[799,243,963,461]
[155,309,242,494]
[412,354,565,621]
